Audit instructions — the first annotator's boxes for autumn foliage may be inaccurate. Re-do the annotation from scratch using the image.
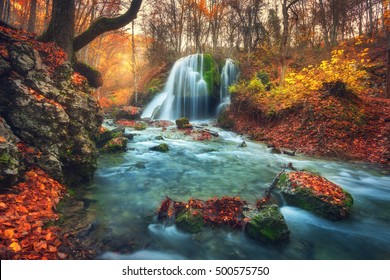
[0,168,66,260]
[287,171,349,205]
[157,196,247,229]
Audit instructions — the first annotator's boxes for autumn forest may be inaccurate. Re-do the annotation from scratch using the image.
[0,0,390,261]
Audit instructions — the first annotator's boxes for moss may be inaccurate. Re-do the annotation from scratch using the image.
[73,61,102,88]
[203,54,220,97]
[175,117,190,129]
[0,152,18,167]
[343,191,354,208]
[217,110,235,129]
[0,152,12,164]
[175,209,203,233]
[134,122,147,131]
[246,205,290,243]
[100,137,127,153]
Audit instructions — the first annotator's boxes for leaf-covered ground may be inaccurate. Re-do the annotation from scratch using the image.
[0,168,66,260]
[230,94,390,167]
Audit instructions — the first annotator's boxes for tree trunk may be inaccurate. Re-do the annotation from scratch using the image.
[39,0,75,59]
[367,0,374,37]
[3,0,10,23]
[44,0,51,29]
[73,0,143,52]
[0,0,4,21]
[280,0,289,86]
[28,0,38,33]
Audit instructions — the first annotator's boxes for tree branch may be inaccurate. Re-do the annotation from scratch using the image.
[287,0,301,10]
[73,0,143,52]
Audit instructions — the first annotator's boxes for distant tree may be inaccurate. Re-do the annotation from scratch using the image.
[27,0,38,33]
[280,0,301,86]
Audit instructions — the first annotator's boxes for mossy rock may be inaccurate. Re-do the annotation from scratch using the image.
[175,208,204,233]
[97,129,120,148]
[149,143,169,153]
[100,137,127,153]
[245,205,290,243]
[278,171,353,220]
[175,117,191,129]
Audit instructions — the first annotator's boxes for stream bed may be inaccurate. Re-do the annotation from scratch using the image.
[84,121,390,260]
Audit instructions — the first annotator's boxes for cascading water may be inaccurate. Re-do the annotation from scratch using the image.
[141,54,209,120]
[141,55,239,121]
[217,58,239,115]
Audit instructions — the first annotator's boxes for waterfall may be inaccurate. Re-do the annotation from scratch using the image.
[141,55,238,120]
[141,54,210,120]
[217,58,239,115]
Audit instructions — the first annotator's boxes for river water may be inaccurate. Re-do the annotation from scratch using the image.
[85,121,390,260]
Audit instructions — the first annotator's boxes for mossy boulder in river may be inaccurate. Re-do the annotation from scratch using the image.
[149,143,169,153]
[101,137,128,153]
[175,208,203,233]
[277,171,353,220]
[245,205,290,243]
[175,117,192,129]
[96,126,125,148]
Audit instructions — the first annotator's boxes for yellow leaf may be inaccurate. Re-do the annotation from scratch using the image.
[10,241,21,252]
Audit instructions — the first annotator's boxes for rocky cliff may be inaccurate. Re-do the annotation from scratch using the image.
[0,26,103,188]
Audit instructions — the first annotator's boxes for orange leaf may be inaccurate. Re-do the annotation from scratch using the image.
[34,240,47,251]
[0,136,6,142]
[0,202,7,210]
[45,231,52,241]
[48,245,57,252]
[4,229,15,238]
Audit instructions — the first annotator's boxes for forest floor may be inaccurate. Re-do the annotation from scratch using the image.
[229,94,390,169]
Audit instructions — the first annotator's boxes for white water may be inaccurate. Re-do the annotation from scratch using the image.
[217,58,239,115]
[141,55,239,121]
[86,121,390,260]
[141,54,209,120]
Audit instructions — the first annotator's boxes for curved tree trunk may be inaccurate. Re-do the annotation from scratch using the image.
[73,0,143,52]
[39,0,75,59]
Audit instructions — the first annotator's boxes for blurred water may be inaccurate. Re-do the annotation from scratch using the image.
[88,122,390,259]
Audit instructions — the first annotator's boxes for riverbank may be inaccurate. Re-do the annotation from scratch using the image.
[224,93,390,170]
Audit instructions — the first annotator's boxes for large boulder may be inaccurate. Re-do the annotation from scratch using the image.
[0,41,103,186]
[245,205,290,243]
[277,171,353,220]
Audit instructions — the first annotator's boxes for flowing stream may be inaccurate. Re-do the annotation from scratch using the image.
[84,121,390,260]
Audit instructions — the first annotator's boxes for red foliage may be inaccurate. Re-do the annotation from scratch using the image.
[71,72,87,87]
[157,196,247,229]
[116,120,137,127]
[231,95,390,166]
[288,171,349,205]
[0,168,66,260]
[28,88,64,109]
[0,25,67,75]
